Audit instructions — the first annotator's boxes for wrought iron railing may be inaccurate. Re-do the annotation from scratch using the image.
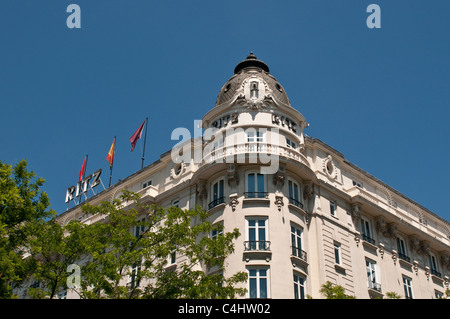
[398,252,411,263]
[291,246,307,262]
[208,197,225,209]
[362,234,375,245]
[368,281,382,292]
[244,192,268,199]
[244,240,271,251]
[288,197,303,209]
[430,268,442,278]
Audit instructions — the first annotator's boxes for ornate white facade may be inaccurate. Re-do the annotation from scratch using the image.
[58,53,450,299]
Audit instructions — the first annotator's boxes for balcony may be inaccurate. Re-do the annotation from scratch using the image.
[244,240,271,251]
[201,143,311,168]
[368,281,383,299]
[244,192,268,199]
[398,252,411,263]
[291,246,307,262]
[288,197,303,209]
[430,268,442,278]
[243,240,271,262]
[362,234,375,245]
[208,197,225,210]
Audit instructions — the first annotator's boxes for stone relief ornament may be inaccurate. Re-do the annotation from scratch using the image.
[229,195,239,212]
[275,196,284,211]
[350,203,361,221]
[323,155,337,180]
[440,251,450,270]
[375,216,398,239]
[303,181,314,201]
[226,164,239,187]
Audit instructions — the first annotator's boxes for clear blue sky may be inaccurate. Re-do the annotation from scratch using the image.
[1,1,449,224]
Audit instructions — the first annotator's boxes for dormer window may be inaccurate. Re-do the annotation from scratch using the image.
[250,81,259,99]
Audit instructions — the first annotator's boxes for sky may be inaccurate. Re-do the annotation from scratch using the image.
[0,1,449,224]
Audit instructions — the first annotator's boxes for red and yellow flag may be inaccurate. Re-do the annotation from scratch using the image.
[106,137,115,168]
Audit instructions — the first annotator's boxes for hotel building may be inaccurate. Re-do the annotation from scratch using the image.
[57,53,449,299]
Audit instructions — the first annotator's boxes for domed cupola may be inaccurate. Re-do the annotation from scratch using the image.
[215,52,291,108]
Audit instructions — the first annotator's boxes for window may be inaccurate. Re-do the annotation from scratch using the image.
[248,268,269,299]
[247,130,265,143]
[293,273,306,299]
[134,218,146,238]
[246,172,266,198]
[352,180,362,188]
[130,263,141,289]
[211,135,224,151]
[170,251,176,264]
[286,137,297,149]
[288,180,302,208]
[142,180,152,189]
[397,237,410,262]
[366,259,381,292]
[291,225,305,259]
[209,179,225,209]
[429,253,441,277]
[435,290,444,299]
[172,200,179,208]
[360,217,374,244]
[329,200,336,217]
[334,242,341,265]
[246,218,269,251]
[250,81,259,99]
[402,276,413,299]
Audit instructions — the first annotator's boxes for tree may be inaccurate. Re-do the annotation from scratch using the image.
[25,218,89,299]
[319,281,356,299]
[75,190,247,299]
[0,159,54,298]
[384,291,402,299]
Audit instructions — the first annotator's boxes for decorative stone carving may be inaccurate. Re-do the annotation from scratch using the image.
[226,164,239,187]
[197,180,207,200]
[229,195,239,212]
[409,235,421,253]
[418,240,430,256]
[323,155,337,180]
[378,243,385,259]
[413,260,419,275]
[273,165,285,189]
[440,251,450,270]
[392,250,398,265]
[275,196,284,211]
[375,216,398,239]
[350,203,361,222]
[303,181,314,201]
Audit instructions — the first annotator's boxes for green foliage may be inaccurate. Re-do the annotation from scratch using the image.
[0,160,55,298]
[73,190,247,299]
[319,281,356,299]
[384,291,402,299]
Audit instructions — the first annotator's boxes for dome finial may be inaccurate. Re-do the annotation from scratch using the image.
[234,52,269,74]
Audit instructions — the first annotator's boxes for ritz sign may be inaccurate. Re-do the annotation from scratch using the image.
[65,169,102,203]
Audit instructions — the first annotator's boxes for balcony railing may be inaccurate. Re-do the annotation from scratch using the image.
[244,240,271,251]
[430,268,442,278]
[208,197,225,209]
[368,281,382,293]
[288,197,303,209]
[291,246,307,262]
[244,192,268,199]
[362,234,375,245]
[398,252,411,263]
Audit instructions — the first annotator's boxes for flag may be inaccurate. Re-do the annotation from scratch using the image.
[130,120,145,151]
[106,137,116,168]
[78,156,87,182]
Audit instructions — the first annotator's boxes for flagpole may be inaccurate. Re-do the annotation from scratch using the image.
[141,117,148,169]
[109,136,116,187]
[82,154,88,202]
